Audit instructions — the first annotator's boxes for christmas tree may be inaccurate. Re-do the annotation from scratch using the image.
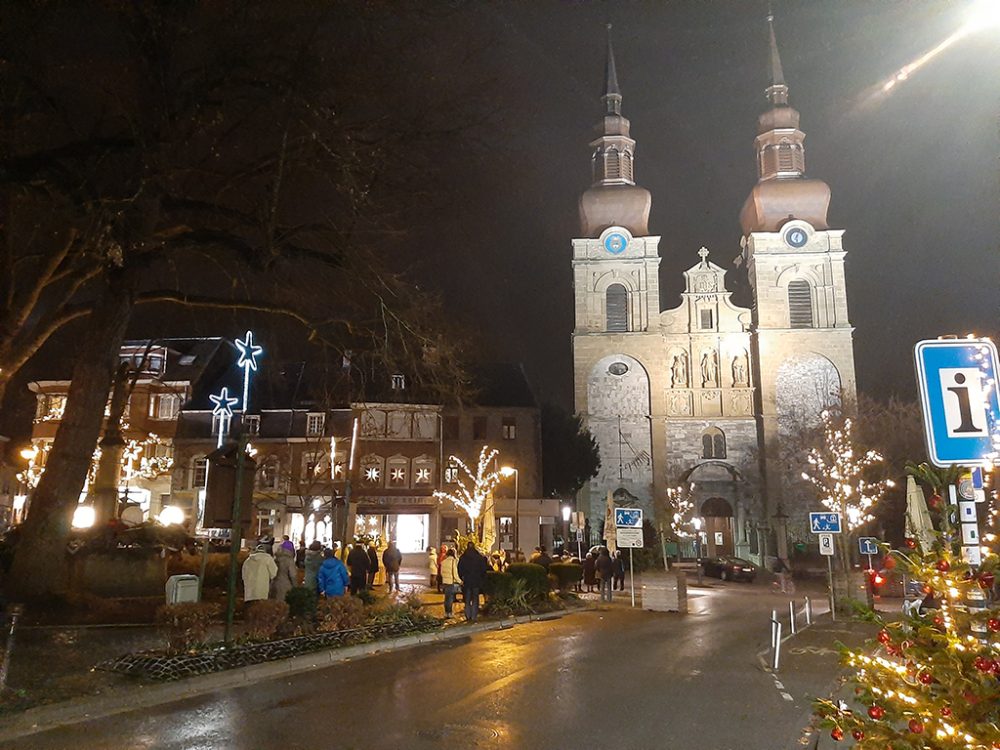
[815,467,999,748]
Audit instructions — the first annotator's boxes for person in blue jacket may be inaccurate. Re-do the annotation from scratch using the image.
[317,547,350,597]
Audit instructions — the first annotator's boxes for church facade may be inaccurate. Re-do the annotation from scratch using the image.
[572,20,857,563]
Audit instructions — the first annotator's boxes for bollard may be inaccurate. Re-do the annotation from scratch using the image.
[771,618,782,670]
[0,604,24,692]
[771,609,778,649]
[788,600,797,635]
[804,596,812,626]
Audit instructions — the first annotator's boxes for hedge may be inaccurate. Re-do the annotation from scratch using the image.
[549,562,582,591]
[507,563,549,601]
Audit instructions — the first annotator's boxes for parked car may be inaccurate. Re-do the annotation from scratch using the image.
[701,556,756,582]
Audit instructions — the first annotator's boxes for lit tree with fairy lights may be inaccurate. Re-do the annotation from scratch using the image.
[433,445,502,539]
[815,469,999,748]
[801,410,894,573]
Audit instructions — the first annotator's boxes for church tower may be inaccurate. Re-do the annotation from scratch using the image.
[572,27,663,523]
[740,13,858,549]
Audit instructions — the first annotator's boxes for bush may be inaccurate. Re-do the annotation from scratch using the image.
[316,595,367,632]
[508,563,549,601]
[167,551,249,590]
[156,602,220,653]
[244,599,289,641]
[549,563,582,591]
[484,577,532,616]
[483,570,514,600]
[354,587,376,606]
[285,586,318,620]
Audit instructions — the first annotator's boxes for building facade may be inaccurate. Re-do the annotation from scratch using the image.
[573,21,856,562]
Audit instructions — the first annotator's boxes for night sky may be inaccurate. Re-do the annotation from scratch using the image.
[403,0,999,409]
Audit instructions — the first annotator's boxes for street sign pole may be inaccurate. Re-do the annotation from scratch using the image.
[629,548,635,608]
[827,554,835,622]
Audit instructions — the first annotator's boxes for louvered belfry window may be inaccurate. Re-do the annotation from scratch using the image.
[787,280,814,328]
[605,149,621,180]
[606,284,628,332]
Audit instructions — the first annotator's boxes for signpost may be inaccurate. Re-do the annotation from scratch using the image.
[914,338,1000,567]
[614,507,643,607]
[858,536,878,573]
[811,514,841,621]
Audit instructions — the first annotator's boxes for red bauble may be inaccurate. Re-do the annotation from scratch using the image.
[979,572,996,590]
[941,706,952,717]
[905,538,917,549]
[884,556,897,570]
[918,671,934,685]
[932,616,945,629]
[988,618,1000,633]
[852,729,864,740]
[936,559,950,572]
[877,629,892,645]
[830,727,844,741]
[929,494,943,510]
[974,656,994,673]
[868,705,885,720]
[908,719,924,734]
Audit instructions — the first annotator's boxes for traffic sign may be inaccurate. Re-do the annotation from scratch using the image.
[914,338,1000,467]
[818,533,835,556]
[809,512,842,534]
[616,527,643,548]
[858,537,879,556]
[614,507,643,528]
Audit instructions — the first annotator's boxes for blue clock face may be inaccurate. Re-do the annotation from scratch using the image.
[784,227,808,248]
[604,232,628,254]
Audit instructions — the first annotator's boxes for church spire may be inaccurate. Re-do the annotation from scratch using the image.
[738,9,830,234]
[603,24,622,115]
[578,24,651,237]
[765,11,788,105]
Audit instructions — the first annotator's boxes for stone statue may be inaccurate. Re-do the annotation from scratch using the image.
[701,350,718,387]
[671,352,688,388]
[732,352,748,386]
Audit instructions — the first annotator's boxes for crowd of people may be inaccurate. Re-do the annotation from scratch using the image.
[240,535,405,606]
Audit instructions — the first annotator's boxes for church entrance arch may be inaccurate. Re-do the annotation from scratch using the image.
[699,496,735,558]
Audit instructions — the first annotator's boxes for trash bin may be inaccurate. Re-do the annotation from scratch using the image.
[165,574,201,604]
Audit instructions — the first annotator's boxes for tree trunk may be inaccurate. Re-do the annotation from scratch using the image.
[7,268,136,601]
[90,362,131,526]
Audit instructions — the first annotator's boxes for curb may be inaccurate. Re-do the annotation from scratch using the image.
[0,606,588,743]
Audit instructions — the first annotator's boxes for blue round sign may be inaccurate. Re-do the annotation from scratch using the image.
[603,232,628,255]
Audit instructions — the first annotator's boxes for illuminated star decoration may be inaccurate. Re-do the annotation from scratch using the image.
[210,387,239,448]
[235,330,263,413]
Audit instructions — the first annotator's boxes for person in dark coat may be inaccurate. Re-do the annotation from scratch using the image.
[382,541,403,592]
[366,542,380,589]
[612,550,626,591]
[347,543,370,596]
[595,548,614,602]
[582,552,598,593]
[457,543,488,622]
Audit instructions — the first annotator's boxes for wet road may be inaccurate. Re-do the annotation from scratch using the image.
[8,582,841,750]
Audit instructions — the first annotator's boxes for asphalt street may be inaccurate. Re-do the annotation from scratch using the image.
[7,580,860,750]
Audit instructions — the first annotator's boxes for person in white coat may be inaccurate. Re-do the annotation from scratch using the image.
[242,544,278,604]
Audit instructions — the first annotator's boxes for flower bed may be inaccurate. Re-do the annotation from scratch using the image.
[97,615,441,682]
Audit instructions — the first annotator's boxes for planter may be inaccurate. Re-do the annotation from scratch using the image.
[98,617,441,681]
[71,549,167,598]
[831,569,870,615]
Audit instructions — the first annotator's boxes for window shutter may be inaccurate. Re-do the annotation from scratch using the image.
[787,280,814,328]
[606,284,628,332]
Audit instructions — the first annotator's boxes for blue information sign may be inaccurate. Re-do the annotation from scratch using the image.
[614,507,643,528]
[914,339,1000,467]
[809,512,842,534]
[858,537,879,556]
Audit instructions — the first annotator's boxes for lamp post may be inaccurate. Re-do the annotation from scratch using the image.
[500,466,518,555]
[693,516,704,584]
[561,503,571,555]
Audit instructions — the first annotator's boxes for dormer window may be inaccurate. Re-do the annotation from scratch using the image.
[391,373,406,391]
[306,413,325,437]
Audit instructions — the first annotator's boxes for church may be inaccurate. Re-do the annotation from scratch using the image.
[572,19,857,566]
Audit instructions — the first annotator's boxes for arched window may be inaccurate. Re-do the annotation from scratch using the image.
[702,427,726,459]
[606,284,628,332]
[787,280,814,328]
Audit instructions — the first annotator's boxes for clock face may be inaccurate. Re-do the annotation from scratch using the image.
[603,232,628,255]
[784,226,808,249]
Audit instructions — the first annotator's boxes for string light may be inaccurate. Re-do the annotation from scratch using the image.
[432,445,503,534]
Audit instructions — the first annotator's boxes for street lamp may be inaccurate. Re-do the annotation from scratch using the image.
[561,503,571,555]
[500,466,518,555]
[692,516,704,583]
